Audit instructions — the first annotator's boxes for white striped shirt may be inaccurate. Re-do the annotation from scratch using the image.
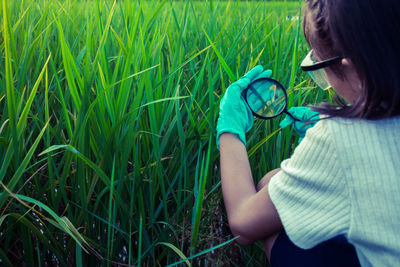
[268,116,400,266]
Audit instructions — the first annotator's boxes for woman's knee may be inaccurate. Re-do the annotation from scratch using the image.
[262,233,280,262]
[256,168,281,192]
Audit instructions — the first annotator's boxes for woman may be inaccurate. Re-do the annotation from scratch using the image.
[217,0,400,265]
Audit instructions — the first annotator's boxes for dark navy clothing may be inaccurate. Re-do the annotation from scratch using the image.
[270,231,361,267]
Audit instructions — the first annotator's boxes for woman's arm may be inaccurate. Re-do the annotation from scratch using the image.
[219,133,282,245]
[256,168,281,260]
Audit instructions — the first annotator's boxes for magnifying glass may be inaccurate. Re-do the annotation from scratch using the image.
[242,77,299,121]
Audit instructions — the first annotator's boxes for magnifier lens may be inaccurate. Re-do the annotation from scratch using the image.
[246,79,286,119]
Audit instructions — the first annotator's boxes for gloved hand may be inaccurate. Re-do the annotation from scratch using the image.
[279,106,320,141]
[216,65,272,149]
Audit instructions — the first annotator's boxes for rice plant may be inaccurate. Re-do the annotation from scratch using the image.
[0,0,330,265]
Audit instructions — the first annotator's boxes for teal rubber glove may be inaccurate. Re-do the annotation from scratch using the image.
[279,106,320,141]
[216,65,272,149]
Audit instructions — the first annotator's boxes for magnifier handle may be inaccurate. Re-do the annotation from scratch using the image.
[284,110,301,122]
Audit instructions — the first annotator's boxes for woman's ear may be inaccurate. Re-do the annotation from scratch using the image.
[341,58,358,78]
[342,57,362,96]
[341,58,353,67]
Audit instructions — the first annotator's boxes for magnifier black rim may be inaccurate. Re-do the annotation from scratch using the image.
[243,77,289,120]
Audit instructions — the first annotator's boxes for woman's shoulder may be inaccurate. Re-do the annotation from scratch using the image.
[316,115,400,136]
[301,115,400,156]
[315,116,400,166]
[324,115,400,126]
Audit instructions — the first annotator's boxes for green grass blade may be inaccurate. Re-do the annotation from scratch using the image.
[203,29,235,82]
[0,121,49,204]
[16,55,51,140]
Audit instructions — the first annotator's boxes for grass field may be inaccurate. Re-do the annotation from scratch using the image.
[0,0,332,265]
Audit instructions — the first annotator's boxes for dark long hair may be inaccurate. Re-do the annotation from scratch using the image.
[304,0,400,119]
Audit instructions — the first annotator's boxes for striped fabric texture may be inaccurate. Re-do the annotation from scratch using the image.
[268,116,400,267]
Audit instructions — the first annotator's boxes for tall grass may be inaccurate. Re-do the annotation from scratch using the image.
[0,0,330,265]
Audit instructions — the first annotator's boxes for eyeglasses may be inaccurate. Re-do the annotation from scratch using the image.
[301,50,343,90]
